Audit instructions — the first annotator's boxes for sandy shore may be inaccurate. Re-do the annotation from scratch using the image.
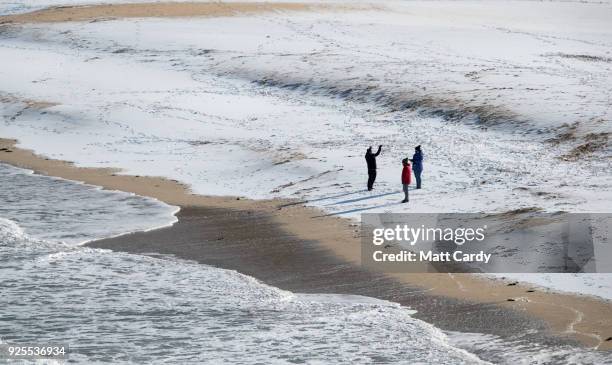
[1,0,611,356]
[0,2,350,23]
[1,137,611,351]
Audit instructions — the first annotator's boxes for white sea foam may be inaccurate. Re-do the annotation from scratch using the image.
[446,331,612,365]
[0,216,24,239]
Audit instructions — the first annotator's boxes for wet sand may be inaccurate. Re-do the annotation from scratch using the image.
[91,206,549,341]
[1,137,611,351]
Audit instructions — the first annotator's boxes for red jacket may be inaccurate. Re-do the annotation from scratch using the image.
[402,165,411,184]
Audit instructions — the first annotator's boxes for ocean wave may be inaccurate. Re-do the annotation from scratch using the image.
[1,240,488,364]
[0,216,26,242]
[0,163,178,245]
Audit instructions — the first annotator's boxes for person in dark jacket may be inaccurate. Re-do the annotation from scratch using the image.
[409,145,423,189]
[401,158,411,203]
[365,145,382,191]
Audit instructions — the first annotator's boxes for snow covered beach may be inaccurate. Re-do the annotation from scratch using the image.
[1,0,610,215]
[1,0,611,359]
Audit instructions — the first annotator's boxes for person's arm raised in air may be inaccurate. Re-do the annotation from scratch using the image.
[374,145,382,157]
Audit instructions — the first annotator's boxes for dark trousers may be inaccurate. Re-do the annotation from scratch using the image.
[414,169,422,189]
[367,170,377,190]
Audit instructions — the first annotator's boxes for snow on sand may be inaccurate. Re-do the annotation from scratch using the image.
[0,0,611,297]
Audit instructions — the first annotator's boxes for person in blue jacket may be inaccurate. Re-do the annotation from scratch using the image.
[409,145,423,189]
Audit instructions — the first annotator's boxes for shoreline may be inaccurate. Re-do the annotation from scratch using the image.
[2,137,611,351]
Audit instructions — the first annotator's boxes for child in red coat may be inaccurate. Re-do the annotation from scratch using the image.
[401,158,411,203]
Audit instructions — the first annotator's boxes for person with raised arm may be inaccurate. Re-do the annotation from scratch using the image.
[365,145,382,191]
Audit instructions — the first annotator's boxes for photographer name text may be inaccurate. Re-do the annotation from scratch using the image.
[372,250,491,263]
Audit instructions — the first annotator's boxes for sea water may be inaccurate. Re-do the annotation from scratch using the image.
[0,163,486,364]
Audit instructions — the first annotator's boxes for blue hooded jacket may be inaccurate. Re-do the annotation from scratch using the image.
[411,150,423,171]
